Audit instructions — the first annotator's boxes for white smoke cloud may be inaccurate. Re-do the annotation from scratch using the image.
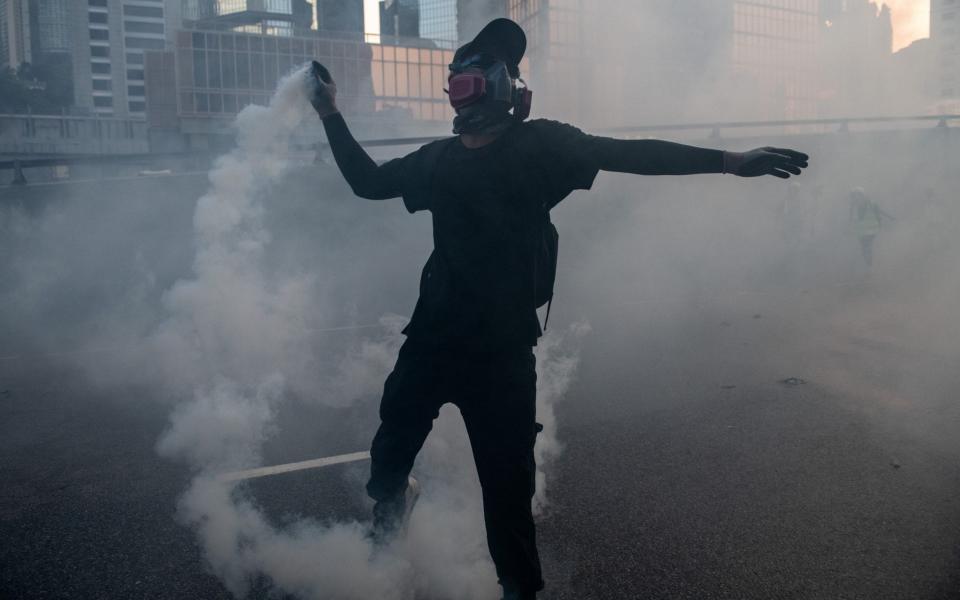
[533,322,591,514]
[157,376,284,473]
[148,68,319,394]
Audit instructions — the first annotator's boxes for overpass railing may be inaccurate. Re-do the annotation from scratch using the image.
[0,113,149,159]
[2,113,958,185]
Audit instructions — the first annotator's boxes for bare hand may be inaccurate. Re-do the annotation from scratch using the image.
[724,147,809,179]
[307,60,338,118]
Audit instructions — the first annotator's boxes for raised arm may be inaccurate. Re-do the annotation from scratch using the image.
[321,113,401,199]
[587,136,809,179]
[308,61,402,200]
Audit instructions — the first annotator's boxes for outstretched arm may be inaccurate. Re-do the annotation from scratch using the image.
[589,136,809,179]
[308,62,401,200]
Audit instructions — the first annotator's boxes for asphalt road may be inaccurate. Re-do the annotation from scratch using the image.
[2,279,959,600]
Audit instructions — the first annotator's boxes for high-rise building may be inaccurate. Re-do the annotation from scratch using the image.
[186,0,313,37]
[507,0,820,127]
[316,0,364,35]
[1,0,72,68]
[888,37,937,114]
[379,0,418,39]
[30,0,68,53]
[730,0,820,120]
[419,0,456,44]
[508,0,729,126]
[457,0,504,42]
[818,0,893,116]
[83,0,175,116]
[121,0,167,114]
[86,0,113,114]
[931,0,960,103]
[151,24,455,129]
[181,0,218,21]
[0,0,32,68]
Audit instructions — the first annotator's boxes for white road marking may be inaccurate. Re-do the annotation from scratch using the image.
[218,451,371,483]
[0,324,386,362]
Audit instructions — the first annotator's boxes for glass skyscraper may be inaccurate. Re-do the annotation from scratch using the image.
[31,0,69,53]
[316,0,364,34]
[932,0,960,101]
[185,0,313,36]
[508,0,820,125]
[0,0,32,68]
[418,0,456,44]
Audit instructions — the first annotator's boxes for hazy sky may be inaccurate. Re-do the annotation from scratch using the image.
[350,0,930,53]
[887,0,930,51]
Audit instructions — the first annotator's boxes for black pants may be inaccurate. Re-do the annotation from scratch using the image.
[367,340,545,594]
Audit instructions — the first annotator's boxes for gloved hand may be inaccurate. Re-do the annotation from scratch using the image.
[307,60,338,118]
[723,147,809,179]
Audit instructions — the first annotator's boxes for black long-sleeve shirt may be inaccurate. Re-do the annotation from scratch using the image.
[321,113,724,350]
[323,113,723,200]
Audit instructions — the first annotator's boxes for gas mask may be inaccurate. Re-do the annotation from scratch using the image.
[446,53,533,134]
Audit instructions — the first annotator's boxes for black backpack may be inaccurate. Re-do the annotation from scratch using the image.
[534,207,558,330]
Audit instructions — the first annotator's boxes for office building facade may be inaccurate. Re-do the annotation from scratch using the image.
[730,0,819,120]
[380,0,418,39]
[817,0,893,116]
[1,0,32,68]
[419,0,456,45]
[1,0,74,69]
[84,0,176,116]
[315,0,364,35]
[31,0,69,53]
[153,25,454,126]
[184,0,313,36]
[507,0,820,127]
[932,0,960,103]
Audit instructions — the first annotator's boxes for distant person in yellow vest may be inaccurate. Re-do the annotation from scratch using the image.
[849,187,893,268]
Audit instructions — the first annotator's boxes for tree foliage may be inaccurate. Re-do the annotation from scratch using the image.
[0,53,74,114]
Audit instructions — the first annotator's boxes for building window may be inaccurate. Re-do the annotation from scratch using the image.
[93,96,113,107]
[89,12,108,24]
[123,5,163,18]
[92,79,111,91]
[90,46,110,57]
[128,100,146,112]
[125,37,164,50]
[89,0,108,6]
[91,62,112,74]
[128,85,145,96]
[127,68,145,80]
[124,21,164,35]
[90,29,109,40]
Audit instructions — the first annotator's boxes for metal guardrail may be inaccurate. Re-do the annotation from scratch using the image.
[323,113,960,148]
[0,113,150,164]
[601,113,960,135]
[2,114,957,185]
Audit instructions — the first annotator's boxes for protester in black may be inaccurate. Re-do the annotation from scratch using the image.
[308,18,808,600]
